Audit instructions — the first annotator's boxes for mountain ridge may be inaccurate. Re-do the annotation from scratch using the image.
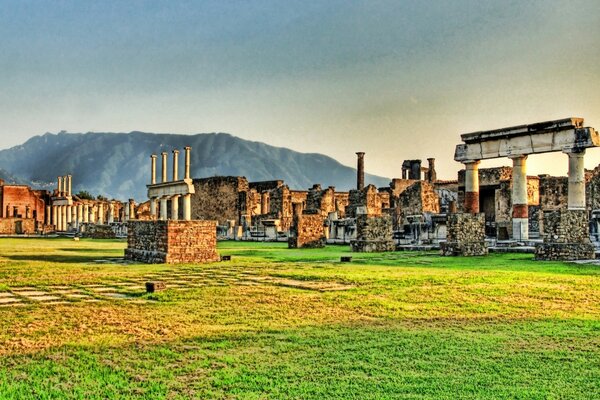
[0,131,391,200]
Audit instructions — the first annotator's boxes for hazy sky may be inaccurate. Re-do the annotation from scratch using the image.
[1,0,600,180]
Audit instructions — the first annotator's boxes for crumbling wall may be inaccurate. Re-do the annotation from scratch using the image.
[538,175,568,211]
[441,213,487,256]
[351,214,395,252]
[346,185,382,217]
[397,181,440,225]
[80,224,117,239]
[334,193,349,218]
[0,218,36,234]
[535,210,595,260]
[0,185,46,223]
[191,177,249,225]
[125,220,219,264]
[288,214,325,248]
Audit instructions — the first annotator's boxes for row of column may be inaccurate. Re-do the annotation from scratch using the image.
[57,175,73,197]
[151,146,191,184]
[48,203,117,231]
[463,149,587,240]
[149,194,192,221]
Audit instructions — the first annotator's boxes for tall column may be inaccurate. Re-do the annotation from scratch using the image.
[67,175,72,196]
[90,206,96,224]
[171,195,180,220]
[66,205,72,229]
[261,192,269,214]
[150,198,158,218]
[108,203,115,224]
[150,154,157,184]
[77,204,83,228]
[57,176,63,196]
[356,152,365,190]
[427,158,437,183]
[129,199,136,220]
[160,197,168,220]
[45,205,51,225]
[98,203,104,224]
[183,194,192,221]
[510,155,528,240]
[184,146,191,180]
[52,205,57,228]
[61,206,67,231]
[124,204,130,221]
[464,160,481,214]
[161,152,168,183]
[83,204,90,223]
[172,150,180,181]
[566,150,586,210]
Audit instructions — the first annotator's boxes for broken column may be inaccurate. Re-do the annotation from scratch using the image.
[567,150,586,210]
[128,199,136,220]
[463,161,480,213]
[510,155,528,240]
[184,146,191,180]
[427,158,437,183]
[356,152,365,190]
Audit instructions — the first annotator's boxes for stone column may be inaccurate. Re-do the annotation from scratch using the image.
[77,204,83,229]
[183,194,192,221]
[45,205,51,225]
[510,155,528,240]
[464,160,481,214]
[161,152,168,183]
[124,204,130,221]
[150,154,157,184]
[356,152,365,190]
[98,203,104,224]
[184,146,191,180]
[83,204,90,223]
[129,199,135,220]
[90,206,96,224]
[51,205,57,228]
[67,175,72,196]
[261,192,269,214]
[66,205,72,229]
[160,197,168,220]
[108,203,115,224]
[172,150,179,181]
[427,158,437,183]
[566,150,586,210]
[150,198,158,218]
[57,176,63,196]
[61,206,67,231]
[171,195,180,220]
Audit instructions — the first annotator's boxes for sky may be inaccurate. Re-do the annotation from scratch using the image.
[1,0,600,180]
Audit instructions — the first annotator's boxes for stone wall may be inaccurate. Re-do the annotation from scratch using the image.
[125,220,219,264]
[191,177,249,225]
[346,185,382,218]
[538,175,568,211]
[288,213,325,248]
[535,210,595,260]
[0,218,36,234]
[80,224,117,239]
[351,214,395,252]
[441,213,487,256]
[0,185,46,223]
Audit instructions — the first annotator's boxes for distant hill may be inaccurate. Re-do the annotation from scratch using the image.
[0,131,391,200]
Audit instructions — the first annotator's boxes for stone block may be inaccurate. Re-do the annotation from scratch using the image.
[442,213,487,256]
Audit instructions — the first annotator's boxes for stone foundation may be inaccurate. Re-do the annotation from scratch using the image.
[0,218,36,235]
[125,220,219,264]
[351,214,395,252]
[80,224,117,239]
[441,213,487,256]
[288,214,325,248]
[535,210,595,260]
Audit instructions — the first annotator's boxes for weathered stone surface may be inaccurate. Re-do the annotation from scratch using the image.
[441,213,487,256]
[145,281,166,292]
[125,220,219,264]
[288,214,325,248]
[80,224,116,239]
[351,214,395,252]
[0,218,36,234]
[535,210,595,260]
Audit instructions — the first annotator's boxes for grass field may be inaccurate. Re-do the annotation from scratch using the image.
[0,238,599,399]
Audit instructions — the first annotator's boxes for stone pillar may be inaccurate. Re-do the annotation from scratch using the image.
[356,152,365,190]
[66,205,72,228]
[57,176,63,196]
[184,146,191,180]
[51,205,57,228]
[160,197,168,221]
[129,199,136,220]
[90,206,96,224]
[45,205,51,225]
[61,206,67,231]
[98,203,104,224]
[183,194,192,221]
[108,203,115,224]
[261,192,269,214]
[150,154,157,185]
[67,175,72,196]
[161,152,168,183]
[510,155,528,240]
[172,150,180,181]
[427,158,437,183]
[150,198,158,218]
[464,161,481,214]
[171,195,180,220]
[77,204,83,228]
[124,204,130,221]
[566,150,586,210]
[83,204,90,223]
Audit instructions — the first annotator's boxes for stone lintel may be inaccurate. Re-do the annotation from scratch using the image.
[147,179,195,199]
[51,197,73,206]
[455,127,599,162]
[460,117,583,143]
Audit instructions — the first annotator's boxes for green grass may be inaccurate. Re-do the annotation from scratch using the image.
[0,238,599,399]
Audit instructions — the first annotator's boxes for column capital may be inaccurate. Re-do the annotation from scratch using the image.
[563,148,586,155]
[463,160,481,168]
[151,154,157,159]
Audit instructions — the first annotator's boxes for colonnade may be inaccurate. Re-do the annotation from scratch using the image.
[149,146,193,221]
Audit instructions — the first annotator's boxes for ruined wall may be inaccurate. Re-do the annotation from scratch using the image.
[0,185,46,222]
[441,213,487,256]
[346,185,383,217]
[351,214,395,252]
[191,177,249,225]
[288,214,325,248]
[0,218,36,234]
[535,210,595,260]
[80,224,117,239]
[334,193,349,218]
[249,180,284,192]
[538,175,568,211]
[125,220,219,264]
[306,185,336,216]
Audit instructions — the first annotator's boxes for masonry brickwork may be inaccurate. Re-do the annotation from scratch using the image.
[0,218,36,235]
[441,213,487,256]
[534,210,595,260]
[125,220,219,264]
[288,213,325,248]
[351,214,395,252]
[191,177,249,225]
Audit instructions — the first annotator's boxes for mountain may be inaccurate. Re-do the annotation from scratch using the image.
[0,131,391,200]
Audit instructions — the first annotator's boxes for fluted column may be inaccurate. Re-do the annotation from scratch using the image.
[108,203,114,224]
[98,203,104,224]
[464,161,481,214]
[52,205,57,228]
[61,206,67,231]
[57,176,63,196]
[67,175,72,196]
[66,205,72,229]
[83,204,90,223]
[150,198,158,218]
[45,205,51,225]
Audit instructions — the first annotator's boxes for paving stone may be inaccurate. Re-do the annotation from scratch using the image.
[27,295,62,302]
[0,297,22,304]
[102,293,129,299]
[0,292,15,298]
[12,290,48,296]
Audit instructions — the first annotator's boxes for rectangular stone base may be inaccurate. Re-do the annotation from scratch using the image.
[288,214,326,248]
[351,239,395,253]
[440,241,488,256]
[534,243,595,261]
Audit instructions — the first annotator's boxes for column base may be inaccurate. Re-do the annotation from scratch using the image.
[512,218,529,241]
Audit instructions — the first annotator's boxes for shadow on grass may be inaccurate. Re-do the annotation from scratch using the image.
[5,254,115,264]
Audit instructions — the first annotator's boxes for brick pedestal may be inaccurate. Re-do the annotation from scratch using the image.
[535,210,595,260]
[288,214,325,248]
[351,214,395,253]
[441,213,487,256]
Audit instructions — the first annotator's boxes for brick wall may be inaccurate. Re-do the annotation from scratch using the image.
[0,185,46,223]
[0,218,36,234]
[125,220,219,264]
[441,213,487,256]
[288,214,325,248]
